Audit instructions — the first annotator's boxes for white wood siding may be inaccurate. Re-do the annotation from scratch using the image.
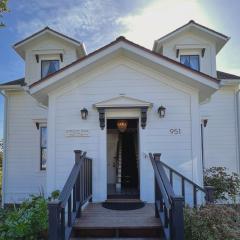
[47,58,201,203]
[200,86,239,172]
[25,37,78,85]
[4,91,47,203]
[161,32,217,77]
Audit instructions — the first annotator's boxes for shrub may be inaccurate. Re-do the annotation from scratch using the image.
[0,195,48,240]
[204,167,240,203]
[184,204,240,240]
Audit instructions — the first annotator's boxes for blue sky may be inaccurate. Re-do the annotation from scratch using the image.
[0,0,240,138]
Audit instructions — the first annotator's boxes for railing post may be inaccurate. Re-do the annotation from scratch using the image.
[205,186,215,203]
[170,197,184,240]
[74,150,82,163]
[153,153,161,161]
[48,200,61,240]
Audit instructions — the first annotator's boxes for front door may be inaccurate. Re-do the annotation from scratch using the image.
[107,119,139,198]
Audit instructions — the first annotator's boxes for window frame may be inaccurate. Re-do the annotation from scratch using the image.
[41,59,60,78]
[40,125,47,171]
[180,54,200,71]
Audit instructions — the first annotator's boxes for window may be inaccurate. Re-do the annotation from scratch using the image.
[180,55,200,71]
[40,126,47,170]
[41,60,60,78]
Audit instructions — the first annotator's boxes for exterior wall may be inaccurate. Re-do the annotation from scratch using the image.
[25,36,78,85]
[4,91,47,203]
[160,32,217,77]
[46,58,202,203]
[200,85,239,173]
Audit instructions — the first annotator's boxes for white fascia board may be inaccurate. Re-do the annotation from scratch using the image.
[0,85,24,90]
[220,79,240,86]
[30,40,219,96]
[121,42,219,90]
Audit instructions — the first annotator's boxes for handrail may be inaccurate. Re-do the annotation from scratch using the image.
[160,160,205,193]
[48,150,92,240]
[149,153,184,240]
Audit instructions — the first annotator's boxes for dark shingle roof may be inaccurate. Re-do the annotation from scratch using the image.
[217,71,240,80]
[0,78,26,86]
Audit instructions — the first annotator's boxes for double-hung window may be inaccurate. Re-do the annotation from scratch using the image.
[180,55,200,71]
[40,126,47,170]
[41,60,60,78]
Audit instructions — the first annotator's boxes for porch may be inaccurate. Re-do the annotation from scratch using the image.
[72,202,162,238]
[48,150,214,240]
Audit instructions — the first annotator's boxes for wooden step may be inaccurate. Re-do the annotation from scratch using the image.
[71,238,161,240]
[105,198,142,203]
[71,203,162,238]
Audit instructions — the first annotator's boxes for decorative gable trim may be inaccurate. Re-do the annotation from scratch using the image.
[93,95,153,130]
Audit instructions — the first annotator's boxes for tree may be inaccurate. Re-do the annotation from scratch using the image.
[0,0,9,27]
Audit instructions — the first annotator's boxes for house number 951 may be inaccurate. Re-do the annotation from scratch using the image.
[169,128,181,135]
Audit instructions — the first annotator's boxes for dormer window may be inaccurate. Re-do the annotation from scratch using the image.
[41,60,60,78]
[180,55,200,71]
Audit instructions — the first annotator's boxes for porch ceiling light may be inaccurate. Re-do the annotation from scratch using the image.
[117,120,128,132]
[81,108,88,120]
[158,105,166,118]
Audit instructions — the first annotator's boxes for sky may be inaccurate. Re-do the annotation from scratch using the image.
[0,0,240,138]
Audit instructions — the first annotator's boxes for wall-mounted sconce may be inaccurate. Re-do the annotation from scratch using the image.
[80,108,88,120]
[158,105,166,118]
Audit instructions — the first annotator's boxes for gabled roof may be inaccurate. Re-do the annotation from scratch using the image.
[14,27,86,59]
[29,36,219,105]
[30,36,219,89]
[217,71,240,80]
[0,77,25,86]
[153,20,230,54]
[0,77,25,90]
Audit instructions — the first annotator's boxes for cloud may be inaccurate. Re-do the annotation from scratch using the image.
[117,0,208,48]
[14,0,151,52]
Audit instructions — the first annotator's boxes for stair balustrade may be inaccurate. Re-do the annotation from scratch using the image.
[48,150,92,240]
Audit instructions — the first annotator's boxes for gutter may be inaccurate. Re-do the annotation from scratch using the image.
[236,88,240,174]
[0,91,8,206]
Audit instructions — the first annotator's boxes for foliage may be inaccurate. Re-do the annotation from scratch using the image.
[204,167,240,203]
[0,0,9,27]
[49,189,60,200]
[184,204,240,240]
[0,195,48,240]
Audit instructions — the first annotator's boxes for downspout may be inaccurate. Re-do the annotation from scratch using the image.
[235,87,240,174]
[0,90,8,207]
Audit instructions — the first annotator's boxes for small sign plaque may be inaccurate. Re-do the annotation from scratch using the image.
[65,129,89,137]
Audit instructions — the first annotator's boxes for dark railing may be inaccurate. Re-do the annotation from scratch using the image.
[149,153,215,240]
[48,150,92,240]
[149,153,184,240]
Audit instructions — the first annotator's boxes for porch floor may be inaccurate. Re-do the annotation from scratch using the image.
[74,203,161,229]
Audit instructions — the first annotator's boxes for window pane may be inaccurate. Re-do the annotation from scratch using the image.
[41,60,59,78]
[180,55,190,68]
[180,55,200,71]
[40,126,47,170]
[41,127,47,147]
[189,56,199,71]
[41,148,47,170]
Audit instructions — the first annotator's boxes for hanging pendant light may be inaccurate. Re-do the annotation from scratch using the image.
[117,120,128,132]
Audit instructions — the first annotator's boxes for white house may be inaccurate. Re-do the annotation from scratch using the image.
[1,20,239,206]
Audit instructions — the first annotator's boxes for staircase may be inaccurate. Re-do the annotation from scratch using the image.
[71,202,162,239]
[48,151,212,240]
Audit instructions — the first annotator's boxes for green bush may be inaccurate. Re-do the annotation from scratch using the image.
[204,167,240,203]
[0,195,48,240]
[184,205,240,240]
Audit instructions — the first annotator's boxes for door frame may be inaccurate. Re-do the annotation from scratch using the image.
[105,109,141,200]
[106,118,140,198]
